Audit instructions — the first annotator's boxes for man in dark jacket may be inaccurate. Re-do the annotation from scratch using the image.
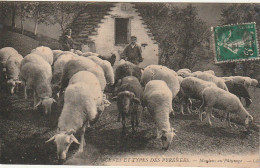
[121,36,143,65]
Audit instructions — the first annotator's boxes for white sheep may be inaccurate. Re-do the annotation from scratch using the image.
[0,47,19,71]
[31,46,54,65]
[180,77,217,115]
[177,68,191,74]
[52,50,78,63]
[5,53,23,94]
[59,57,106,99]
[177,69,193,78]
[176,76,183,85]
[87,55,115,85]
[200,86,253,128]
[222,76,256,88]
[52,53,79,92]
[20,55,56,114]
[45,71,104,160]
[142,80,177,150]
[195,73,229,91]
[203,70,215,76]
[251,79,258,89]
[141,65,180,100]
[81,51,99,57]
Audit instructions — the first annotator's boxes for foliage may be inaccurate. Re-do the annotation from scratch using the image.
[46,2,87,34]
[219,4,260,78]
[135,3,211,70]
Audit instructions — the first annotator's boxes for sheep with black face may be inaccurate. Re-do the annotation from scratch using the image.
[113,76,143,135]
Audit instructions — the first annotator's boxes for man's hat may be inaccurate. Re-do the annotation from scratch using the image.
[131,36,137,39]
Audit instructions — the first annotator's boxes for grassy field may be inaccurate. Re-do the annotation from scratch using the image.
[0,87,259,165]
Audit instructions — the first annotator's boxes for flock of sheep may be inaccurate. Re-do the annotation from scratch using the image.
[0,46,258,161]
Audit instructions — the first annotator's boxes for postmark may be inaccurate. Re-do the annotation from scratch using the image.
[213,22,260,63]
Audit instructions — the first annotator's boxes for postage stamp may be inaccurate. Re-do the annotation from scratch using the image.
[213,22,260,63]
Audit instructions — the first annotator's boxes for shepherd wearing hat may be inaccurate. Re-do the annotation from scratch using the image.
[121,36,143,65]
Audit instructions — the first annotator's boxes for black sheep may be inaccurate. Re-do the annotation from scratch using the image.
[98,53,116,66]
[114,61,142,86]
[225,80,252,107]
[113,76,143,135]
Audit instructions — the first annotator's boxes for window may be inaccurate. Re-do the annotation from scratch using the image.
[115,18,130,45]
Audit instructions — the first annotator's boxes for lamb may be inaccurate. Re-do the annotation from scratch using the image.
[59,57,106,99]
[224,80,252,107]
[141,65,180,100]
[0,47,19,71]
[195,73,229,91]
[114,61,142,85]
[142,80,177,150]
[45,71,104,160]
[200,86,253,128]
[87,56,115,85]
[180,77,217,115]
[5,53,23,94]
[113,76,143,135]
[31,46,54,65]
[20,55,56,114]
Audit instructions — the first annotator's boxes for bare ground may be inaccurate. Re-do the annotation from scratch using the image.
[0,88,259,165]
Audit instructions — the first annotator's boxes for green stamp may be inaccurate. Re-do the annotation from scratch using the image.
[213,23,259,63]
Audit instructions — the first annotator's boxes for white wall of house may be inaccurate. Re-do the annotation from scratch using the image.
[87,3,159,68]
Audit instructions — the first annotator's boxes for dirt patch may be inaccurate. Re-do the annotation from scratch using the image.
[0,88,259,165]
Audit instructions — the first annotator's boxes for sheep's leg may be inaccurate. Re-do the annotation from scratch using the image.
[24,85,27,99]
[131,111,136,135]
[210,110,215,118]
[137,107,142,127]
[227,112,232,127]
[186,98,192,114]
[156,128,160,138]
[78,122,88,153]
[121,112,126,136]
[206,107,212,126]
[33,90,37,110]
[117,111,121,122]
[180,98,185,115]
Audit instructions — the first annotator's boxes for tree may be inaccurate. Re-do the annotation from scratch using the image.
[219,4,260,77]
[16,2,31,34]
[46,2,87,35]
[25,2,53,35]
[135,3,210,70]
[0,2,16,29]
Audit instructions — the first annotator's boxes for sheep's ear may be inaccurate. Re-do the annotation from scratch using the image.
[70,135,80,145]
[133,97,141,104]
[35,100,42,108]
[112,96,118,101]
[51,98,57,103]
[15,81,22,84]
[45,135,56,143]
[67,129,75,135]
[171,127,177,133]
